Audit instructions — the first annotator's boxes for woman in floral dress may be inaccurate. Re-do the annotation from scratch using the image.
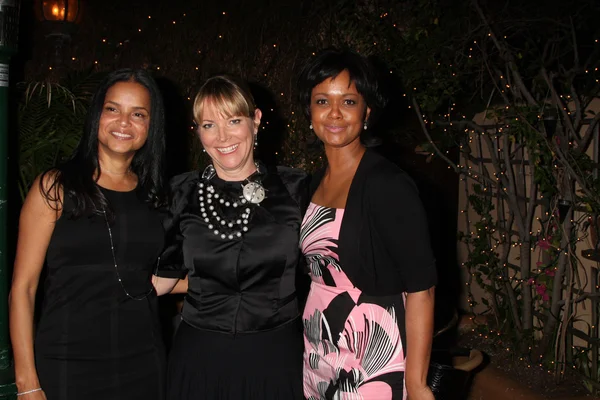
[297,48,438,400]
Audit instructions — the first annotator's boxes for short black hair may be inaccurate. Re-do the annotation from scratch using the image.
[297,48,385,125]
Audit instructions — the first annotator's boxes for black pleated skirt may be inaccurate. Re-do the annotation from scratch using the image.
[166,318,304,400]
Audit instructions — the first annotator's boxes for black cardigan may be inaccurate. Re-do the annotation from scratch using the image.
[310,148,437,296]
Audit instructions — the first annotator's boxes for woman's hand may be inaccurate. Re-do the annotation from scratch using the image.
[151,276,180,296]
[407,385,435,400]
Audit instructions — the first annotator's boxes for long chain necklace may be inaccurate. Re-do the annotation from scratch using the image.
[103,210,155,300]
[198,163,266,240]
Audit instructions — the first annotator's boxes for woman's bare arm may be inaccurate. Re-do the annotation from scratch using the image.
[405,287,436,400]
[9,175,59,398]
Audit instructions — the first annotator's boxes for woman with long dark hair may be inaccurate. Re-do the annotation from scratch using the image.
[10,69,167,400]
[297,49,437,400]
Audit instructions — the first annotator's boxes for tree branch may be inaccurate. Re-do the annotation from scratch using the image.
[579,112,600,153]
[541,68,579,145]
[500,133,527,235]
[499,212,523,332]
[470,0,537,106]
[570,84,583,134]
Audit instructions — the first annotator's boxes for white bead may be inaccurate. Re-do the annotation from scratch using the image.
[198,189,203,194]
[221,220,226,225]
[209,205,214,210]
[232,203,238,208]
[216,216,221,221]
[200,207,205,212]
[228,235,233,239]
[214,193,219,199]
[228,223,233,228]
[207,199,212,204]
[221,234,226,239]
[199,183,204,188]
[204,218,209,222]
[225,202,230,207]
[199,196,204,201]
[236,219,241,224]
[243,219,248,224]
[245,208,251,213]
[242,226,248,232]
[219,199,224,204]
[214,230,219,235]
[212,211,217,216]
[236,232,242,237]
[202,213,207,218]
[208,224,213,229]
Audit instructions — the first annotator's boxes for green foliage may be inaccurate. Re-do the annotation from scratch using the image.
[364,0,600,392]
[20,0,600,391]
[16,72,105,200]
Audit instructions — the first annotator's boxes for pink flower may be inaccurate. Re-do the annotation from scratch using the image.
[527,278,535,285]
[536,284,547,295]
[537,239,551,250]
[542,293,550,302]
[545,269,555,277]
[536,261,544,267]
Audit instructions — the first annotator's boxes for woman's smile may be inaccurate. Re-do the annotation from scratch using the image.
[216,144,239,154]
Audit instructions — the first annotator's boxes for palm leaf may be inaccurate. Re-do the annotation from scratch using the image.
[17,77,92,200]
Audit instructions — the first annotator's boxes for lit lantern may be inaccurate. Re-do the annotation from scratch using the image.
[34,0,82,66]
[36,0,81,25]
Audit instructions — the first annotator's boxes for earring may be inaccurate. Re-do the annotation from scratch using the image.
[309,123,313,130]
[363,122,368,130]
[254,135,258,149]
[202,148,206,153]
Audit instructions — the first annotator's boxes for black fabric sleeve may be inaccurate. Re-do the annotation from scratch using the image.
[155,172,195,279]
[369,169,437,293]
[276,166,311,306]
[276,166,311,214]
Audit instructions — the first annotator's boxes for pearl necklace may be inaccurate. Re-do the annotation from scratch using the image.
[103,210,155,300]
[198,164,266,240]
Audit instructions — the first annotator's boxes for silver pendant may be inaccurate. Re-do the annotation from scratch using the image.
[242,182,265,204]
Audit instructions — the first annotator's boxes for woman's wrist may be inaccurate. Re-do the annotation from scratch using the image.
[15,376,41,393]
[405,378,429,393]
[16,387,42,396]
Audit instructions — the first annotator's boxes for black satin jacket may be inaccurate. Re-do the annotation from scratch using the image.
[157,165,309,334]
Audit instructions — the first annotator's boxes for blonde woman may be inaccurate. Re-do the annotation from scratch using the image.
[155,75,307,399]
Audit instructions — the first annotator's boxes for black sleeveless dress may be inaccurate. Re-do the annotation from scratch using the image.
[34,187,166,400]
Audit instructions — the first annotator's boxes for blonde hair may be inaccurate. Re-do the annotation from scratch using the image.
[193,75,256,123]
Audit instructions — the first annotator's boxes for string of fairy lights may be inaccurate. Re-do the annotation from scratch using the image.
[48,7,328,168]
[394,11,600,374]
[457,121,598,372]
[53,3,600,280]
[42,2,600,376]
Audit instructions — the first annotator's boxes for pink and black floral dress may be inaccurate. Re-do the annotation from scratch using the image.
[300,149,437,400]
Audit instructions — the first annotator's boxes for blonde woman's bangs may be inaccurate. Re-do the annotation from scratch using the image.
[193,76,255,123]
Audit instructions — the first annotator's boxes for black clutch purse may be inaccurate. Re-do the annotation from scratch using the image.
[427,349,483,399]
